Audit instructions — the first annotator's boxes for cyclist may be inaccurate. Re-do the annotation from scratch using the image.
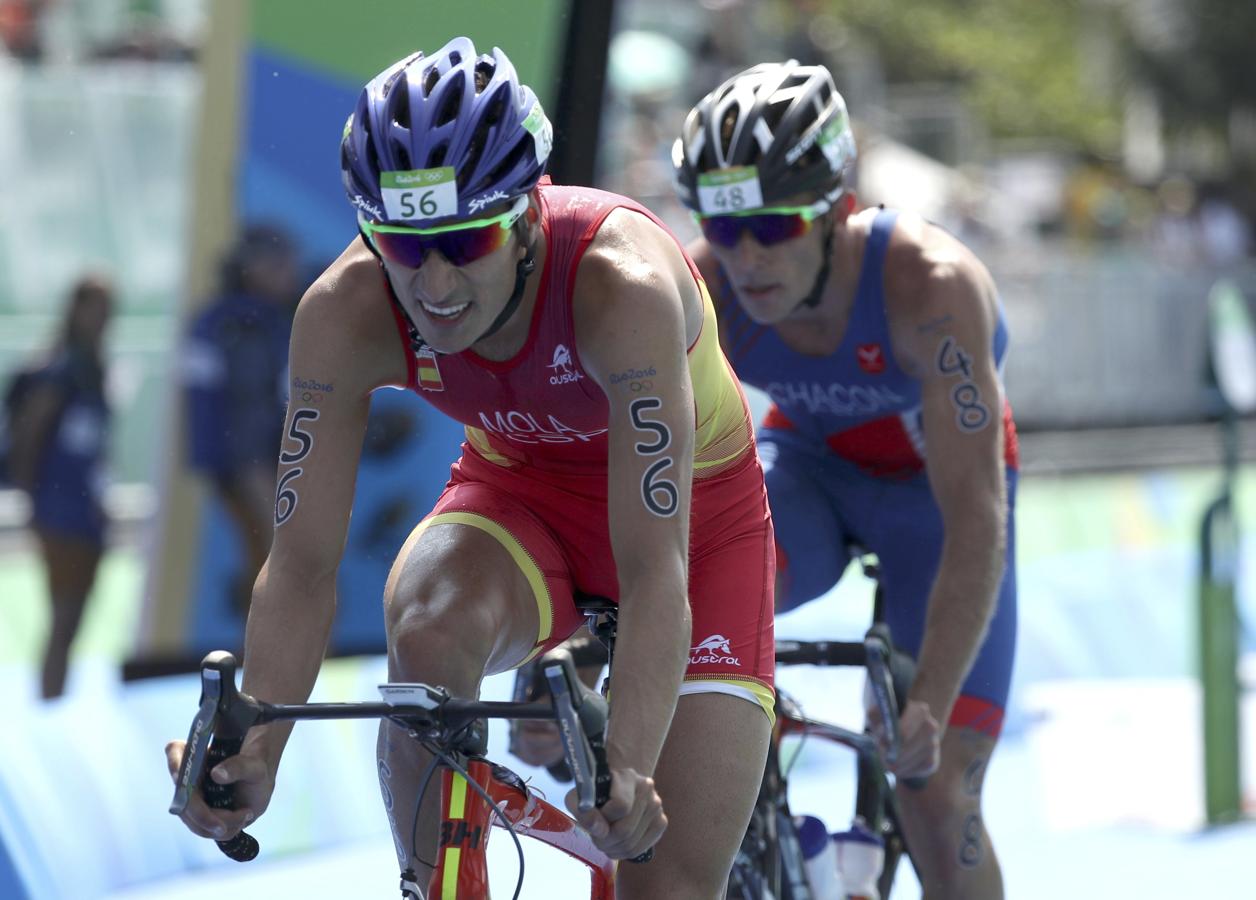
[165,37,775,897]
[673,61,1018,899]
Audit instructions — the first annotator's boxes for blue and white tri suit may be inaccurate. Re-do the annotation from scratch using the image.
[712,209,1018,734]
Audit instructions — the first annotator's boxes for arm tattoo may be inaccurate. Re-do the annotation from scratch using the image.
[629,396,677,517]
[609,364,658,394]
[936,337,991,432]
[275,407,320,526]
[916,314,955,335]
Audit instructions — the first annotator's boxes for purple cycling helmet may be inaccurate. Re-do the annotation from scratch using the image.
[341,36,553,225]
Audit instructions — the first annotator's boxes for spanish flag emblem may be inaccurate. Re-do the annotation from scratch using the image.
[417,347,444,391]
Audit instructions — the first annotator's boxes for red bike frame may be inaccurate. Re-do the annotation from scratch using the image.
[428,758,616,899]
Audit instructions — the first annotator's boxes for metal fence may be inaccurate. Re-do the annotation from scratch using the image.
[990,244,1256,430]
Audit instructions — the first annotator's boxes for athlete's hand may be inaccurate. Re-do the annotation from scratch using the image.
[165,739,276,841]
[868,699,941,780]
[509,720,566,768]
[566,767,666,860]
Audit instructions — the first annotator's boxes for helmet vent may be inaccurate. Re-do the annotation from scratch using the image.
[422,66,441,96]
[486,140,529,190]
[718,108,739,159]
[434,78,463,127]
[474,61,494,93]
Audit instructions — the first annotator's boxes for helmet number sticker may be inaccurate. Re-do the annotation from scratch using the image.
[522,100,553,164]
[696,166,764,215]
[380,168,457,221]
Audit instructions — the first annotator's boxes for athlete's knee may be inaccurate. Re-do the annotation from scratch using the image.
[898,750,996,876]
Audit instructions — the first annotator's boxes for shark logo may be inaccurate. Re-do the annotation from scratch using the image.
[547,343,584,385]
[689,634,740,666]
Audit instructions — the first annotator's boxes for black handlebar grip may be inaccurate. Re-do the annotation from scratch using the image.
[202,736,260,862]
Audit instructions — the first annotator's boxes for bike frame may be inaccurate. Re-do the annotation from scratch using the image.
[775,704,910,897]
[430,758,615,899]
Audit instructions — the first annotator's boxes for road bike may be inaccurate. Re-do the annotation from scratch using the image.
[726,551,921,900]
[169,638,644,899]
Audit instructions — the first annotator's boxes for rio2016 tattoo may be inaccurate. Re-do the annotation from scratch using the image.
[275,407,319,526]
[936,337,991,432]
[610,364,657,395]
[629,396,677,517]
[917,313,955,334]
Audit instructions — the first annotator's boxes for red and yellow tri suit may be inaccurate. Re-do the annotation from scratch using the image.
[387,180,775,718]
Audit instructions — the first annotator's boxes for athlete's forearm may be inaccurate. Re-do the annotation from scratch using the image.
[604,578,691,776]
[239,559,337,767]
[910,512,1005,726]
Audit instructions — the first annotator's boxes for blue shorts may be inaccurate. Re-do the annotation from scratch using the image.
[762,429,1017,736]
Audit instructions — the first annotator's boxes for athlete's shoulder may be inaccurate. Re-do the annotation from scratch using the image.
[880,210,998,374]
[882,210,994,316]
[292,238,408,389]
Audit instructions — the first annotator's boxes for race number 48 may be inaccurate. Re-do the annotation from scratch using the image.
[696,166,765,215]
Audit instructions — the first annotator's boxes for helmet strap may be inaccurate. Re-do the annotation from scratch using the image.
[795,216,835,311]
[473,249,535,343]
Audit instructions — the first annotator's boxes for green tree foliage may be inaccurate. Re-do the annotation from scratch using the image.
[808,0,1126,152]
[1119,0,1256,134]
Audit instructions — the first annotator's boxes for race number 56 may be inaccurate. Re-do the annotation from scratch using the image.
[629,397,677,517]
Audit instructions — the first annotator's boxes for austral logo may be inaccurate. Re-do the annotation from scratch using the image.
[688,634,740,667]
[547,343,584,385]
[857,343,886,375]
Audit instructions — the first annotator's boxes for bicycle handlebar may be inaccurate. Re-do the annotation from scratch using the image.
[168,648,633,863]
[774,625,920,775]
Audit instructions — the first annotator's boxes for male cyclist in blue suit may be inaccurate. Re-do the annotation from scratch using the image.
[673,61,1019,899]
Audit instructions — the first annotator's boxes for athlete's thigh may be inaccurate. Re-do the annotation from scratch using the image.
[618,693,771,898]
[384,480,584,675]
[759,432,851,611]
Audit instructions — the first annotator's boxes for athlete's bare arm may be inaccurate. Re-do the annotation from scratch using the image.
[885,219,1007,729]
[167,241,409,839]
[575,210,699,779]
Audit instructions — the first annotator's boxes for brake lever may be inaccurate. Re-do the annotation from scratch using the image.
[864,631,901,766]
[542,650,601,813]
[169,651,262,862]
[541,649,652,863]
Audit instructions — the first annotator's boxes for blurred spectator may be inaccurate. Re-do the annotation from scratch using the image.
[1197,182,1252,267]
[1062,154,1132,243]
[0,0,49,62]
[4,274,113,699]
[181,223,299,617]
[1151,174,1201,266]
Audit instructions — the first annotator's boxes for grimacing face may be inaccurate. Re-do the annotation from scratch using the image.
[380,205,530,355]
[706,198,831,325]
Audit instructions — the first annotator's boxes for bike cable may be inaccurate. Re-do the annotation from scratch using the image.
[436,748,528,900]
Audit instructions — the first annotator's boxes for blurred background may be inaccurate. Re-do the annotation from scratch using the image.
[0,0,1252,897]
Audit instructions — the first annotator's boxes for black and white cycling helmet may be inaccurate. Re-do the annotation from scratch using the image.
[673,60,856,213]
